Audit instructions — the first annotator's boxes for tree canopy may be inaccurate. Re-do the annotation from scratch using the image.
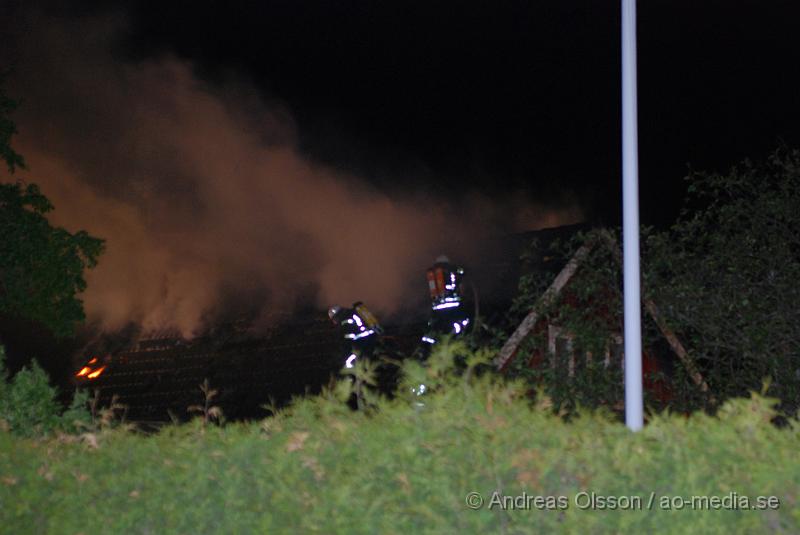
[0,79,104,337]
[645,148,800,414]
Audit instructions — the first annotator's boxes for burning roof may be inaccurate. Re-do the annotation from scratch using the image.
[73,224,588,423]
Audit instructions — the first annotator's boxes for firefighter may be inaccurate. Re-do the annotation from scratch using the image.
[420,255,472,351]
[328,301,384,370]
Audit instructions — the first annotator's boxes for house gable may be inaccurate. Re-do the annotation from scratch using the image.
[495,229,712,400]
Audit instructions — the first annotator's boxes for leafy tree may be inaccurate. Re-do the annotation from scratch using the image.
[645,148,800,415]
[0,78,104,337]
[0,183,105,336]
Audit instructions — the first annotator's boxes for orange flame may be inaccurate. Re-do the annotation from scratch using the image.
[75,356,107,380]
[87,366,106,379]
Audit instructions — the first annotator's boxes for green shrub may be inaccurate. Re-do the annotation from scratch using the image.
[0,343,797,534]
[0,357,60,437]
[0,345,91,437]
[58,388,92,434]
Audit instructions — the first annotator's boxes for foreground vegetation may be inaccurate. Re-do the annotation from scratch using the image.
[1,344,798,534]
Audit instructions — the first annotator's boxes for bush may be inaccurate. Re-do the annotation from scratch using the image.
[0,345,91,437]
[0,343,797,534]
[0,350,60,437]
[59,388,93,434]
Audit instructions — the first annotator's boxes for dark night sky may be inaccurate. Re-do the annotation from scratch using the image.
[6,1,800,225]
[113,0,800,225]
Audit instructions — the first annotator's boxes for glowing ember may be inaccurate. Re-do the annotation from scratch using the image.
[76,366,91,377]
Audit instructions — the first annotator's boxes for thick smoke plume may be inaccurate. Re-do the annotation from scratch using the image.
[2,10,582,336]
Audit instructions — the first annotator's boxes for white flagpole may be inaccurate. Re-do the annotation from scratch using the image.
[622,0,643,431]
